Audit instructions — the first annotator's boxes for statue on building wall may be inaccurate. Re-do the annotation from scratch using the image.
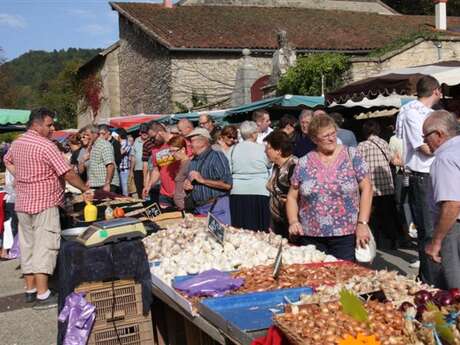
[270,30,297,85]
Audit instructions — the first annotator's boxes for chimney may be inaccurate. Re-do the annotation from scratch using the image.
[434,0,448,31]
[164,0,173,8]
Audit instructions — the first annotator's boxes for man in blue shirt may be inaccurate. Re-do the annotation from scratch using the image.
[185,128,232,224]
[329,112,358,147]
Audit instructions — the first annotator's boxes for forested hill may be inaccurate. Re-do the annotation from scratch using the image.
[0,48,101,128]
[4,48,100,90]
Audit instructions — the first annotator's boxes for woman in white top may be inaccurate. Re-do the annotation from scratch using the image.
[228,121,271,231]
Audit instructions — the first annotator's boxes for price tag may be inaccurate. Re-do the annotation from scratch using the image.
[207,213,225,244]
[272,243,283,279]
[144,203,162,219]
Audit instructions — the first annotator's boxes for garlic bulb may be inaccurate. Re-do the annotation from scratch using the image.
[144,216,333,285]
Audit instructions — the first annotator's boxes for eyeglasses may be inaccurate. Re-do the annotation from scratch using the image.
[317,131,337,141]
[422,130,439,139]
[199,121,208,126]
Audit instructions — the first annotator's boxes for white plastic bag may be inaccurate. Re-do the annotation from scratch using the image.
[3,219,14,250]
[355,229,376,263]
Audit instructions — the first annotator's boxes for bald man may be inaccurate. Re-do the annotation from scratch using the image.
[177,119,194,137]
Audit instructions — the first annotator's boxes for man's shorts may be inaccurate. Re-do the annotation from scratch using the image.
[17,207,61,275]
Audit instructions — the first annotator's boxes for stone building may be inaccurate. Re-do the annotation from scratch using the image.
[77,43,120,127]
[77,0,460,124]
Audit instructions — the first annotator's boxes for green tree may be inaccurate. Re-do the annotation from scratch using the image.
[0,48,19,107]
[40,60,82,128]
[277,53,350,96]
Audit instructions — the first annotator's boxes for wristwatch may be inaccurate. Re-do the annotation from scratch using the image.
[357,220,368,225]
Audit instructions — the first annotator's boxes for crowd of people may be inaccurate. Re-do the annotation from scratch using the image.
[2,74,460,312]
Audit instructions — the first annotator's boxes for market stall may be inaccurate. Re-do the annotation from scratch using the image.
[57,192,460,345]
[139,214,460,345]
[326,61,460,117]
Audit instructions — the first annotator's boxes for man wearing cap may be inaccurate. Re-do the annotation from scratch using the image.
[130,124,149,197]
[184,128,232,224]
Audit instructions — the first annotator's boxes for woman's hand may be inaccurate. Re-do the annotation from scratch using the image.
[288,221,303,236]
[356,223,371,248]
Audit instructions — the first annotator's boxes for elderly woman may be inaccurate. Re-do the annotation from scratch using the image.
[286,114,373,260]
[265,130,297,239]
[77,125,98,182]
[229,121,271,231]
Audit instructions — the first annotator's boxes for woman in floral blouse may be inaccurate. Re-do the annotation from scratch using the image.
[286,113,373,260]
[264,130,298,239]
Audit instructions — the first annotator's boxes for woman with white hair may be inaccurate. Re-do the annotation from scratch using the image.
[228,121,271,231]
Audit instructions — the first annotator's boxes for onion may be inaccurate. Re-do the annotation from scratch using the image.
[449,288,460,302]
[414,290,432,306]
[416,304,427,320]
[434,291,453,306]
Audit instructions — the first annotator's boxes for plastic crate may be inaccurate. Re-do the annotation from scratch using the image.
[87,317,154,345]
[75,279,143,328]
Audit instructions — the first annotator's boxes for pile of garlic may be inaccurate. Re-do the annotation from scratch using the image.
[144,215,336,285]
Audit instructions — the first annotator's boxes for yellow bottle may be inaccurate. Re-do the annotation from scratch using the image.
[84,201,98,222]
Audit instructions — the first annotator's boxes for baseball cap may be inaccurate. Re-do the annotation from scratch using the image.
[186,128,211,140]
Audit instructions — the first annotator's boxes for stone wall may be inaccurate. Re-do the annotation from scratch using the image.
[118,16,172,114]
[350,39,460,82]
[77,47,121,128]
[170,52,272,110]
[178,0,395,14]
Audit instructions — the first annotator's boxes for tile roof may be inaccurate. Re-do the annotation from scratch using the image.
[110,2,460,52]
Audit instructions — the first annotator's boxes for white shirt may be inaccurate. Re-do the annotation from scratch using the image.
[396,100,434,173]
[256,127,273,144]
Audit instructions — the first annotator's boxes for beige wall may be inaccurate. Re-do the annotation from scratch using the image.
[170,53,272,110]
[350,39,460,82]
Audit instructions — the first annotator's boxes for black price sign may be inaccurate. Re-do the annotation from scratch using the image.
[207,213,225,244]
[145,203,162,219]
[272,243,283,279]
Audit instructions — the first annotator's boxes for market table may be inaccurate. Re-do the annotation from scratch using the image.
[150,281,269,345]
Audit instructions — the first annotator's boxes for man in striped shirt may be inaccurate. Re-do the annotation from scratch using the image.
[184,128,232,224]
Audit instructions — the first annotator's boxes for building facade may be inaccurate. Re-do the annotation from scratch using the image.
[76,1,460,124]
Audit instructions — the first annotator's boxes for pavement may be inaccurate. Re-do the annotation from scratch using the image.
[0,246,419,345]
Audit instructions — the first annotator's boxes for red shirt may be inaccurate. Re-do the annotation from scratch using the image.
[4,130,71,214]
[151,144,180,198]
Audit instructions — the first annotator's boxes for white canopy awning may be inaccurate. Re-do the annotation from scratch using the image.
[377,62,460,86]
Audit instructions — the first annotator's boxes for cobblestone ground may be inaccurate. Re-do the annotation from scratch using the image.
[0,248,418,345]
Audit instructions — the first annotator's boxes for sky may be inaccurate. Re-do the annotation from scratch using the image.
[0,0,176,61]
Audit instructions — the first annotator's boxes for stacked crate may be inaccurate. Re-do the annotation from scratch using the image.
[75,279,154,345]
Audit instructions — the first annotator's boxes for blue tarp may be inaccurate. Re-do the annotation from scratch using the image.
[126,95,325,132]
[224,95,325,115]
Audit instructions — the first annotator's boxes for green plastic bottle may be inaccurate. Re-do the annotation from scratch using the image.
[84,201,98,222]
